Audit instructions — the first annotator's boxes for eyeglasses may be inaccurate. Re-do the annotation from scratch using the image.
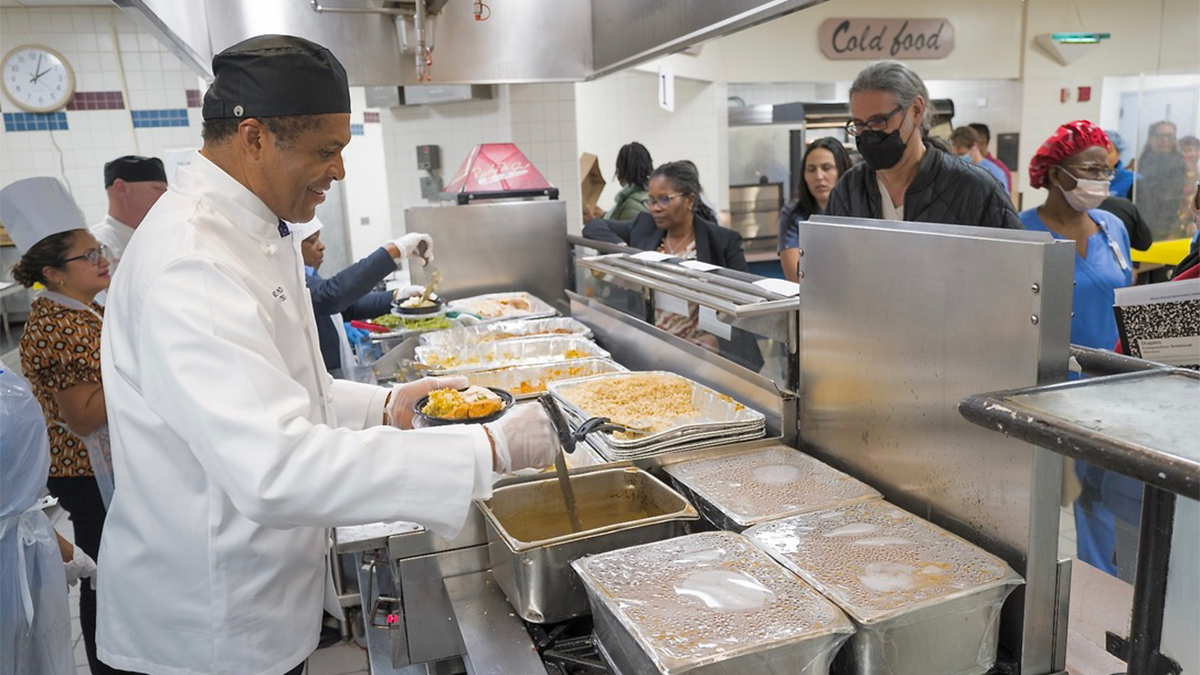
[60,244,109,266]
[1150,132,1176,140]
[642,193,683,210]
[846,105,904,137]
[1060,165,1116,181]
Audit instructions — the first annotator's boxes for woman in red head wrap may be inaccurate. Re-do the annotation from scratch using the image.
[1020,120,1135,579]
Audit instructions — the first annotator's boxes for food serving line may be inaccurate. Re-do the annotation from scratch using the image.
[333,206,1088,675]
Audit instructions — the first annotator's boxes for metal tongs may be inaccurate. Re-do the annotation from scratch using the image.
[538,395,650,455]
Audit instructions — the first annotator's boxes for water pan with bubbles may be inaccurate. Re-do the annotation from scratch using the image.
[477,467,698,624]
[662,446,882,531]
[573,531,855,675]
[747,501,1023,675]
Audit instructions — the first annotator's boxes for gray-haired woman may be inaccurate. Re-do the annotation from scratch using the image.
[827,60,1022,230]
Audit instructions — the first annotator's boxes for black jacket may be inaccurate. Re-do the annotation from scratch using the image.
[827,141,1023,230]
[582,212,748,272]
[582,212,763,372]
[305,247,396,374]
[1100,196,1153,252]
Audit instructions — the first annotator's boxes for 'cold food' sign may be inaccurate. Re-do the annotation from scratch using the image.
[819,18,955,60]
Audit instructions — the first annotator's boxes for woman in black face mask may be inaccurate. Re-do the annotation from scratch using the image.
[826,60,1022,230]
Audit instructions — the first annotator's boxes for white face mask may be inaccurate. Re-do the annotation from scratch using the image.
[1058,169,1110,212]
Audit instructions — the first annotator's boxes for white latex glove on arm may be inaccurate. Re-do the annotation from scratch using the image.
[484,403,558,473]
[386,376,468,429]
[392,284,427,302]
[391,233,435,265]
[63,543,97,588]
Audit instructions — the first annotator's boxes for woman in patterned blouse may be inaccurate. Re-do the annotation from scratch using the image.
[12,228,129,675]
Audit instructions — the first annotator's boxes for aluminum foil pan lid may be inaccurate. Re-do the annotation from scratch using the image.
[747,501,1023,624]
[663,446,881,527]
[574,531,853,672]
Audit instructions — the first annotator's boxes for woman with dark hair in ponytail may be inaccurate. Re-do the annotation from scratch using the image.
[583,161,763,370]
[604,142,654,220]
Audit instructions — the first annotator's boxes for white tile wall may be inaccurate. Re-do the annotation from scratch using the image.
[1,6,205,224]
[575,71,729,221]
[381,82,584,237]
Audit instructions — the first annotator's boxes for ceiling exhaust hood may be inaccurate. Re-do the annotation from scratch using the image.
[114,0,830,86]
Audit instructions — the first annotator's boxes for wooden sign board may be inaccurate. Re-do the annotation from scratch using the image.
[819,18,955,60]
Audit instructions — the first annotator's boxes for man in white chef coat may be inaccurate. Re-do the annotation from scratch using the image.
[96,34,557,675]
[90,155,168,277]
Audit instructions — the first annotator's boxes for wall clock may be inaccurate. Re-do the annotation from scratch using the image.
[2,44,76,113]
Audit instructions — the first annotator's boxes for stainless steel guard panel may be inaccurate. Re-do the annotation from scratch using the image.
[404,202,569,315]
[796,216,1074,674]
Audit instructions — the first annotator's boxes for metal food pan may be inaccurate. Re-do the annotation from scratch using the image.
[585,426,769,462]
[663,446,882,532]
[549,371,766,449]
[477,467,699,624]
[573,531,854,675]
[415,336,609,375]
[445,291,557,321]
[462,358,626,400]
[561,405,765,460]
[418,317,593,348]
[746,501,1023,675]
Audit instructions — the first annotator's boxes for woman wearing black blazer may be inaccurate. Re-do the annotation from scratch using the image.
[583,161,763,371]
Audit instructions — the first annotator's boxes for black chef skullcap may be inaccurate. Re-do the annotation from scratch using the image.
[202,34,350,121]
[104,155,167,188]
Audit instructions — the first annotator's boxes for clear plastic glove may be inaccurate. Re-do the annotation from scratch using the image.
[484,403,558,474]
[63,545,96,588]
[393,284,426,301]
[388,376,468,429]
[452,313,482,327]
[392,233,434,265]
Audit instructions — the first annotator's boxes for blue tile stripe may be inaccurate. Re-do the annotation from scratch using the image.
[130,108,189,128]
[350,123,365,136]
[3,111,69,132]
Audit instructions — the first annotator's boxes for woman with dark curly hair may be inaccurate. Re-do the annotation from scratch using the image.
[777,137,852,281]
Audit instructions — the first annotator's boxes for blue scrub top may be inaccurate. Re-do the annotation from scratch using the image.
[1020,208,1133,349]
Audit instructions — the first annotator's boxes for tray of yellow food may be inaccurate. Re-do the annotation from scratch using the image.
[461,358,627,400]
[547,371,766,460]
[414,336,609,375]
[415,385,513,425]
[418,317,593,348]
[445,292,557,321]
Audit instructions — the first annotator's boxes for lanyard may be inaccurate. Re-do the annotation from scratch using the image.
[1094,219,1130,272]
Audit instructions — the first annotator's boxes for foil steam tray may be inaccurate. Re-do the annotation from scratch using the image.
[445,291,557,321]
[573,531,854,675]
[747,501,1023,675]
[419,316,593,348]
[562,404,766,462]
[414,335,609,375]
[548,371,767,450]
[462,358,627,400]
[663,446,882,532]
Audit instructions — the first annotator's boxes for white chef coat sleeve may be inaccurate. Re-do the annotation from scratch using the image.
[328,377,388,431]
[133,256,493,538]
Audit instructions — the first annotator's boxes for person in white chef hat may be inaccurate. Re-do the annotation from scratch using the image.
[1,177,119,675]
[93,34,559,675]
